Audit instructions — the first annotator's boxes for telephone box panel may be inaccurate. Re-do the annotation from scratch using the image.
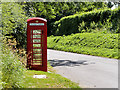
[27,17,47,72]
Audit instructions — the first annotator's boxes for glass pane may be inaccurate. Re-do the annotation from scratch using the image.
[33,30,41,34]
[33,62,42,65]
[33,39,41,43]
[33,44,41,47]
[33,35,41,38]
[33,49,41,52]
[33,55,41,59]
[35,53,42,55]
[33,61,42,63]
[33,49,42,54]
[33,49,41,51]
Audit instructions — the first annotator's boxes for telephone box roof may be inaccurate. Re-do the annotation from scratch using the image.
[27,17,47,22]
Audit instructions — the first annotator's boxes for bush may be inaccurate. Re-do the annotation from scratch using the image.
[52,8,120,35]
[1,37,25,88]
[2,2,28,48]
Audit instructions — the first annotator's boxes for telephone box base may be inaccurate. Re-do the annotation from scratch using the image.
[28,65,47,72]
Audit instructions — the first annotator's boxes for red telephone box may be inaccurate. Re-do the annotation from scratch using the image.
[27,17,47,72]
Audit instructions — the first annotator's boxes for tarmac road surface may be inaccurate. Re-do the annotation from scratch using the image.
[47,49,118,88]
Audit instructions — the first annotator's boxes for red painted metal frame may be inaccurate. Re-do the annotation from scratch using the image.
[27,17,47,72]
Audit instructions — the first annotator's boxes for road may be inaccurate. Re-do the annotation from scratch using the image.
[47,49,118,88]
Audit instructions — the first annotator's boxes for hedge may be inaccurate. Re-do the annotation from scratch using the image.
[52,8,120,35]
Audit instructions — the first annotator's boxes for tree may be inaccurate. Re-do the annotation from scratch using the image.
[2,2,28,48]
[21,2,108,35]
[21,2,108,21]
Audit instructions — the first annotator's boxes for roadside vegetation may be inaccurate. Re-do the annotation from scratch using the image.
[1,37,25,88]
[47,6,119,59]
[1,2,119,89]
[48,33,119,59]
[1,37,80,89]
[0,38,2,89]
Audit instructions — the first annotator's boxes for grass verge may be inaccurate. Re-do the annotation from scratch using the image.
[22,63,80,88]
[47,33,119,59]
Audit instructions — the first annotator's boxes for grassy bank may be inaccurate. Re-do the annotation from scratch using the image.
[47,33,119,59]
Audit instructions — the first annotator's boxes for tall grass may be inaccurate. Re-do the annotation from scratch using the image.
[0,45,2,89]
[1,37,25,88]
[0,30,2,89]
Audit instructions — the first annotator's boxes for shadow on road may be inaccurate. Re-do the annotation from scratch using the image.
[48,59,88,67]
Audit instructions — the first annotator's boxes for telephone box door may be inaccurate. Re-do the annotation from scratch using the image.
[27,17,47,72]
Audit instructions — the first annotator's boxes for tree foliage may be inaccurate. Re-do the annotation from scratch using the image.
[2,2,28,48]
[22,2,107,20]
[2,2,109,46]
[21,2,108,35]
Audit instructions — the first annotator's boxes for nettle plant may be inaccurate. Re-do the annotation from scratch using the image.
[1,37,25,88]
[0,48,3,89]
